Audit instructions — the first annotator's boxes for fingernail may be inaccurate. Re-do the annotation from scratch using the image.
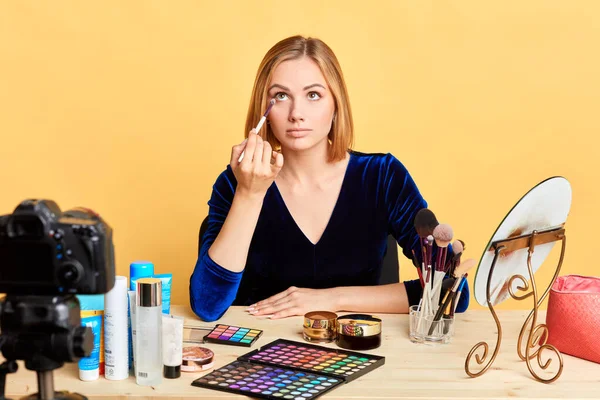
[249,310,258,315]
[246,306,254,312]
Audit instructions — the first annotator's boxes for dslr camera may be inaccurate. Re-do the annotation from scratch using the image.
[0,199,116,400]
[0,199,115,294]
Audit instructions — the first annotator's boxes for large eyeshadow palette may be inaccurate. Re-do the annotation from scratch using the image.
[203,324,263,347]
[238,339,385,383]
[191,360,343,399]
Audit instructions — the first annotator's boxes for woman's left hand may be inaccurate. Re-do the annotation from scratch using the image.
[247,286,338,319]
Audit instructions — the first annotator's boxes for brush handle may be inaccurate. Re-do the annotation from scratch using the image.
[254,116,267,132]
[451,278,467,315]
[428,277,462,335]
[438,246,448,272]
[237,129,260,162]
[428,290,453,336]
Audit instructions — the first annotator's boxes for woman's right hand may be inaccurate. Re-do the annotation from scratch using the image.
[230,129,284,197]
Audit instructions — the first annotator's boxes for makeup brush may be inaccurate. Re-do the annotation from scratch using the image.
[448,239,464,276]
[238,98,276,162]
[421,234,436,317]
[450,275,468,316]
[424,235,434,284]
[443,274,468,335]
[414,209,437,277]
[414,208,439,238]
[413,209,439,322]
[431,224,453,312]
[429,259,476,335]
[433,224,453,271]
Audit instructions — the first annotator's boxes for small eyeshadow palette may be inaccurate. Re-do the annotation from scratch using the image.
[238,339,385,383]
[203,324,263,347]
[192,360,342,399]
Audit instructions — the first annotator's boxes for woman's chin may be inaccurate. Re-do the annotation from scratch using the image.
[282,138,315,151]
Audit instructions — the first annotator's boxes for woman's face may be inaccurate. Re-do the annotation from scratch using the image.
[266,57,336,153]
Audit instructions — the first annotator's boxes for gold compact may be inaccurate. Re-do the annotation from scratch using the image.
[303,311,338,343]
[336,314,382,350]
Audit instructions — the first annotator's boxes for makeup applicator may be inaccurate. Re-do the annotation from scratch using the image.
[238,98,276,162]
[414,209,439,238]
[413,209,439,305]
[447,239,464,276]
[432,224,453,311]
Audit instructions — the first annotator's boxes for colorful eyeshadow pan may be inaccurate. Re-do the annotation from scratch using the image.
[203,324,263,347]
[192,360,342,399]
[238,339,385,383]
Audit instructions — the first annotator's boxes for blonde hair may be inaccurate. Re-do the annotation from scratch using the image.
[244,36,354,162]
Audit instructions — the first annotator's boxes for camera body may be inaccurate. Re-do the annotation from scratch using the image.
[0,199,115,295]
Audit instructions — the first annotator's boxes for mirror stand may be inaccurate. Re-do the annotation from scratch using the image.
[465,226,566,383]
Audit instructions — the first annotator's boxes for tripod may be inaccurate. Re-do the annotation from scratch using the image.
[0,295,92,400]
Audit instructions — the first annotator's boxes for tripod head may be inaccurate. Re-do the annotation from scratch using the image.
[0,295,93,400]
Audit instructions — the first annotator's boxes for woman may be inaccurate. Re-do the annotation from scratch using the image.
[190,35,469,321]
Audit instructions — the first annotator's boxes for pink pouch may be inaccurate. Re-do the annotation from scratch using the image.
[546,275,600,364]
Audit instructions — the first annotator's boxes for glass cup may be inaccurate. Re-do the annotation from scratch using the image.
[409,305,454,344]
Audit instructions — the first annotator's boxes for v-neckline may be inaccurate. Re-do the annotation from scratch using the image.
[273,152,354,247]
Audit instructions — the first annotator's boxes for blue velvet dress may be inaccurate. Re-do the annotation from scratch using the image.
[190,151,469,321]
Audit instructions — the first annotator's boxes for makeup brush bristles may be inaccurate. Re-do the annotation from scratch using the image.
[414,208,439,237]
[264,98,276,115]
[453,258,476,277]
[451,239,463,255]
[448,239,464,275]
[432,224,453,247]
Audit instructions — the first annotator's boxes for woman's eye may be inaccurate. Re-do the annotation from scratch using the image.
[275,92,289,101]
[308,92,321,101]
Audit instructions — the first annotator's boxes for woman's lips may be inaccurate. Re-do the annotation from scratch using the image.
[286,128,312,138]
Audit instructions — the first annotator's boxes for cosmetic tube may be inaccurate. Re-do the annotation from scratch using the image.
[136,278,163,386]
[130,260,154,290]
[79,313,102,381]
[153,273,172,314]
[162,315,184,379]
[104,276,129,380]
[80,310,104,375]
[128,290,136,375]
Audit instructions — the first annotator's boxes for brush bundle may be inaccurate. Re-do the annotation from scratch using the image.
[409,208,474,343]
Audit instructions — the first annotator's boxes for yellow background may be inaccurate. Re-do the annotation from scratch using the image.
[1,1,598,310]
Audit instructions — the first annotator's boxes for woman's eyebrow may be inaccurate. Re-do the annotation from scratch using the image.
[268,83,326,91]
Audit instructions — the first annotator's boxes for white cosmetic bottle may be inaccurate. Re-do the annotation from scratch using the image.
[104,275,129,380]
[135,277,163,386]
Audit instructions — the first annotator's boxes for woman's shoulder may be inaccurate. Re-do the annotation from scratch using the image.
[349,150,407,172]
[210,165,238,198]
[214,164,236,182]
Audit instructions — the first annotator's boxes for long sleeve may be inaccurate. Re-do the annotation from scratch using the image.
[382,154,470,313]
[189,166,243,321]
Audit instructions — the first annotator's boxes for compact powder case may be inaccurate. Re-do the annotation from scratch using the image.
[335,314,382,351]
[303,311,338,343]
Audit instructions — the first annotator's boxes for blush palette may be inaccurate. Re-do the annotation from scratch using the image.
[192,360,343,399]
[238,339,385,383]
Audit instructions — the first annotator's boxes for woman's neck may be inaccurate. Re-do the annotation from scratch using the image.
[278,143,349,187]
